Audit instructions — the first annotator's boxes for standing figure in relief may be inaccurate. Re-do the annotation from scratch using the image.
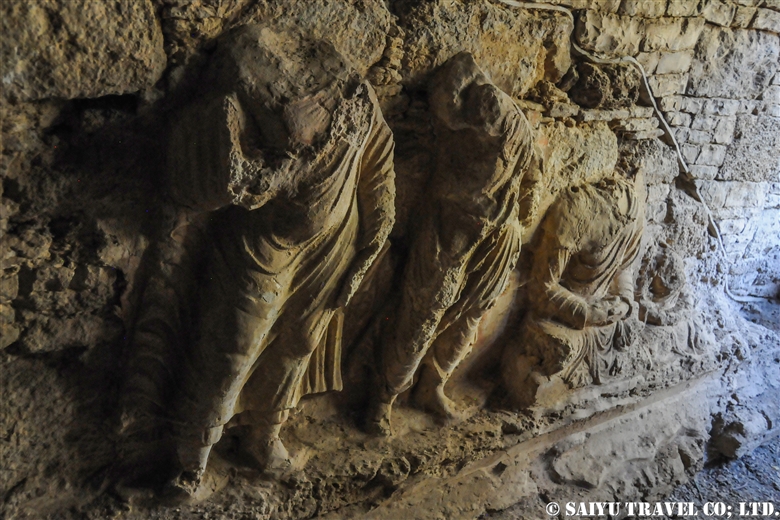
[502,170,645,408]
[366,53,535,435]
[138,26,396,497]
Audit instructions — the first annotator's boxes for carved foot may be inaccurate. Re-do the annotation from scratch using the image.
[364,398,393,437]
[161,453,230,504]
[412,382,463,423]
[243,431,292,476]
[163,469,203,500]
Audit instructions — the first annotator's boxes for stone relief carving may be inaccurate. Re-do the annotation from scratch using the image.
[502,171,646,409]
[635,239,711,363]
[366,53,536,434]
[120,25,396,498]
[637,240,692,328]
[114,35,685,505]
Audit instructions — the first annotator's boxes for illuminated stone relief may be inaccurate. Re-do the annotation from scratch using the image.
[118,38,702,503]
[121,25,396,498]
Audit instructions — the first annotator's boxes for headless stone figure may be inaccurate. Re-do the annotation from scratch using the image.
[366,53,535,434]
[502,171,645,408]
[121,26,395,498]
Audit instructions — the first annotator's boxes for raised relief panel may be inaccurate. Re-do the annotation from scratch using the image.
[502,170,646,409]
[120,25,396,499]
[366,52,536,434]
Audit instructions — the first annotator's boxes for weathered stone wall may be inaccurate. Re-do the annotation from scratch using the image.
[1,0,779,518]
[574,0,780,298]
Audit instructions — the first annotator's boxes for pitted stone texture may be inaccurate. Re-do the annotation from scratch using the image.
[667,0,700,17]
[361,378,713,520]
[733,6,759,28]
[618,139,679,187]
[687,25,780,99]
[700,0,737,27]
[575,12,705,56]
[719,115,780,182]
[569,62,641,109]
[619,0,667,18]
[538,0,620,10]
[518,121,618,239]
[752,8,780,33]
[0,0,166,101]
[157,0,392,75]
[397,0,572,97]
[240,0,393,76]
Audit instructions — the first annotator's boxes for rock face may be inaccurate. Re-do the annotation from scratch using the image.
[2,0,780,518]
[397,0,572,97]
[687,25,780,99]
[1,0,166,101]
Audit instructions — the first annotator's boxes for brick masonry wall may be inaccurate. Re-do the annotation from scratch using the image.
[565,0,780,299]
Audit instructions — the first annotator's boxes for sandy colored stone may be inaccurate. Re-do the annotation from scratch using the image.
[573,62,642,109]
[502,168,645,407]
[644,17,707,51]
[122,25,398,498]
[540,0,621,10]
[655,50,694,74]
[666,111,693,126]
[2,1,780,518]
[701,0,737,26]
[752,7,780,32]
[695,144,728,166]
[241,0,392,76]
[618,137,679,186]
[575,11,645,55]
[397,0,572,97]
[688,164,719,180]
[667,0,700,16]
[636,51,660,74]
[687,25,780,99]
[616,117,660,132]
[619,0,667,17]
[733,6,758,27]
[719,114,780,182]
[648,73,689,97]
[576,13,706,56]
[0,0,166,101]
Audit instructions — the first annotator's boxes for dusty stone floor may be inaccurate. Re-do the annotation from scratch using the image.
[487,435,780,519]
[740,300,780,335]
[665,435,780,518]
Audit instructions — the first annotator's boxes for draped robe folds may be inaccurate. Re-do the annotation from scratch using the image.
[165,83,395,440]
[520,176,644,388]
[381,96,534,396]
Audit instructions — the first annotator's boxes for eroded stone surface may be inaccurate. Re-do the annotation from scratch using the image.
[1,0,166,101]
[397,0,572,97]
[687,25,780,99]
[2,1,780,519]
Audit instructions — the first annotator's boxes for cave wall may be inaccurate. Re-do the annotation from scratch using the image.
[1,0,780,518]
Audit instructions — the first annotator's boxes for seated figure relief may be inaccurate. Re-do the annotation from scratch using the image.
[636,240,709,358]
[121,25,396,498]
[502,170,646,409]
[366,53,536,434]
[637,240,691,327]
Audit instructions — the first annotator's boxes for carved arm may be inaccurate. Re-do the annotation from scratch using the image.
[334,87,397,308]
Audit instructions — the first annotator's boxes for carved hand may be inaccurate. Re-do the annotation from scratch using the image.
[588,296,630,326]
[334,242,383,309]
